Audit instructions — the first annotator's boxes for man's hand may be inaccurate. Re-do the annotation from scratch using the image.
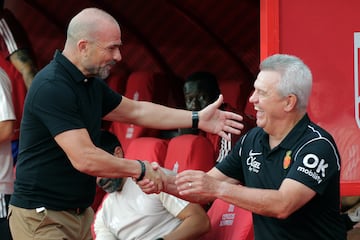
[138,162,175,194]
[141,161,164,193]
[175,170,220,199]
[199,94,244,141]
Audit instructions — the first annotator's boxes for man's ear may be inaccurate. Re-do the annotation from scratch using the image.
[284,94,297,112]
[114,146,124,158]
[78,39,90,54]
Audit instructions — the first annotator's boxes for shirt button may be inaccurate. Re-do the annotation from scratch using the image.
[84,79,88,83]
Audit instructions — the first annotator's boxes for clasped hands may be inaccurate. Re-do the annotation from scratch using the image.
[138,162,217,201]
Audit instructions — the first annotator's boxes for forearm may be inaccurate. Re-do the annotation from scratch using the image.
[72,146,144,179]
[0,120,14,143]
[163,216,210,240]
[217,181,289,218]
[107,99,192,130]
[9,49,37,89]
[55,130,145,180]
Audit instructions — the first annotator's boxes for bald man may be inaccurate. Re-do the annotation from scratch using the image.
[8,8,243,239]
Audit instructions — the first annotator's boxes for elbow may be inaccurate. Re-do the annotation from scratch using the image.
[272,205,294,219]
[68,154,94,174]
[67,146,99,174]
[256,201,293,219]
[199,214,211,235]
[204,217,211,233]
[275,211,291,219]
[70,157,89,173]
[192,212,211,237]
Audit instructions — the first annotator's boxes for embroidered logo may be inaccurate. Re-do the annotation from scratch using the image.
[246,149,262,173]
[283,150,292,169]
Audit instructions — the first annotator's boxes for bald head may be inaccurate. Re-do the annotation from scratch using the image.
[62,8,122,78]
[66,8,119,45]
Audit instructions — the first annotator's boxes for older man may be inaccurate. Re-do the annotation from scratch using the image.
[146,54,347,240]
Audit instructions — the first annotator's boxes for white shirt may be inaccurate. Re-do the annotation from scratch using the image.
[94,178,189,240]
[0,67,15,197]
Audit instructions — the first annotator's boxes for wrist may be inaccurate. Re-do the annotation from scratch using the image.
[192,111,199,129]
[136,160,146,182]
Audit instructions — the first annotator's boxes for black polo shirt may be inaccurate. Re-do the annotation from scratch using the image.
[11,50,122,210]
[216,114,346,240]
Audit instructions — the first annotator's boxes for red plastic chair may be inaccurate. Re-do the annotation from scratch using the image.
[125,137,169,166]
[110,71,169,151]
[163,134,216,173]
[200,198,254,240]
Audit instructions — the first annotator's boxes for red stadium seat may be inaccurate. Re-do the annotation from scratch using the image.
[200,199,254,240]
[219,79,253,112]
[125,137,169,166]
[110,71,169,151]
[163,134,215,173]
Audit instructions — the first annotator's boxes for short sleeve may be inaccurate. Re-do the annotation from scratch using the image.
[159,192,189,217]
[30,81,85,137]
[0,68,15,121]
[286,137,340,194]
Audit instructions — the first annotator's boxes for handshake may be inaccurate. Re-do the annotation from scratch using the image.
[136,160,217,204]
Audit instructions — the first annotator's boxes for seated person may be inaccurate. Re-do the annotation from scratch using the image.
[93,130,210,240]
[161,71,255,162]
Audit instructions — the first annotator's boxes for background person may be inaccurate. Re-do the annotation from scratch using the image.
[8,8,243,240]
[93,130,210,240]
[0,6,38,165]
[161,71,255,162]
[0,66,16,240]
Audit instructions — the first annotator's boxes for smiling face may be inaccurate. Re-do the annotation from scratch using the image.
[82,24,122,79]
[249,70,288,134]
[66,8,123,79]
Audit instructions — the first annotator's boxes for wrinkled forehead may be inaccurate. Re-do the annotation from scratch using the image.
[254,70,280,89]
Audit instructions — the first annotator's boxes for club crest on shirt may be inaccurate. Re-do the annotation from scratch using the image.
[283,150,292,169]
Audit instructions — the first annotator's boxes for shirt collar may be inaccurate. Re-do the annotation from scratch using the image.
[259,114,310,150]
[279,114,310,149]
[54,50,88,83]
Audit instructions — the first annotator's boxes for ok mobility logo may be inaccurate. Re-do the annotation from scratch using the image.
[297,153,328,184]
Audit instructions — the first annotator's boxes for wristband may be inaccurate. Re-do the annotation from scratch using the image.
[192,111,199,129]
[136,160,146,182]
